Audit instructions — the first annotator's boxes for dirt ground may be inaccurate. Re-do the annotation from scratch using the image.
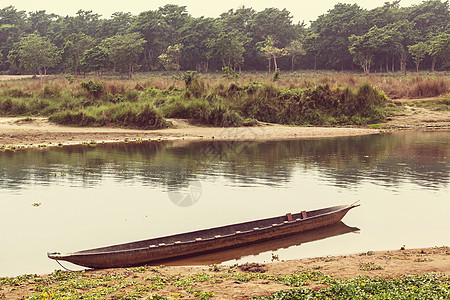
[2,247,449,299]
[384,98,450,129]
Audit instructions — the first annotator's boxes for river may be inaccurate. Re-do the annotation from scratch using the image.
[1,130,449,276]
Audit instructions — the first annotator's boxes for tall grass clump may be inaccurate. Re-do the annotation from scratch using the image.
[39,84,62,99]
[160,96,246,127]
[409,77,448,98]
[183,71,206,98]
[229,81,388,125]
[0,97,59,116]
[49,103,168,129]
[1,87,32,98]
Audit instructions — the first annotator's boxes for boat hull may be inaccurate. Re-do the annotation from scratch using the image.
[48,204,358,269]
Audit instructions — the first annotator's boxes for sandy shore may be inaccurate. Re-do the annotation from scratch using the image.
[0,118,380,148]
[2,247,449,299]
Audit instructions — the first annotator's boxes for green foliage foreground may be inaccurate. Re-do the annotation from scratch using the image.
[254,273,450,300]
[0,78,389,128]
[0,268,448,299]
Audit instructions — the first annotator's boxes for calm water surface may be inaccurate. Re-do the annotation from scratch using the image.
[1,131,449,276]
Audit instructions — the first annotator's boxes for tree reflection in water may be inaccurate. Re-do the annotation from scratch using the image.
[0,131,449,192]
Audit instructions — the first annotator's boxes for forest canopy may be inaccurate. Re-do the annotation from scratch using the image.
[0,0,449,76]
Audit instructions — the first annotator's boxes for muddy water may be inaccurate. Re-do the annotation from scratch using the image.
[1,131,449,276]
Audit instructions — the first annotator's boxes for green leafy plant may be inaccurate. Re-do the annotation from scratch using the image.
[359,262,384,271]
[182,71,198,89]
[272,68,281,81]
[80,80,104,99]
[222,66,240,79]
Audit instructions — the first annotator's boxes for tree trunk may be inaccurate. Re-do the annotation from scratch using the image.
[392,56,395,72]
[291,55,295,71]
[146,50,153,71]
[363,54,369,74]
[400,52,407,75]
[431,57,436,72]
[272,55,278,72]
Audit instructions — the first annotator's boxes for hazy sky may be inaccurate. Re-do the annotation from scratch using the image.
[3,0,426,24]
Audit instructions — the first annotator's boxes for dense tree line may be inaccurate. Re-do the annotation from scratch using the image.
[0,0,448,76]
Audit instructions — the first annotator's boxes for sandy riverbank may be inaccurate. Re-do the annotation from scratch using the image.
[0,118,380,148]
[1,247,448,299]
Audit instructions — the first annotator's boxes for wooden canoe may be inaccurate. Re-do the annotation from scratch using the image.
[48,203,359,269]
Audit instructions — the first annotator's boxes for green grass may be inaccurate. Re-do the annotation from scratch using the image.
[359,262,384,271]
[254,273,449,300]
[49,103,169,129]
[1,269,447,300]
[410,96,450,111]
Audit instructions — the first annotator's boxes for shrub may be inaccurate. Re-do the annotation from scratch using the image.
[124,89,140,102]
[273,68,281,81]
[108,103,168,128]
[222,66,240,79]
[0,98,13,113]
[182,71,198,89]
[200,105,244,127]
[163,98,210,120]
[0,98,31,115]
[146,87,161,96]
[80,80,104,99]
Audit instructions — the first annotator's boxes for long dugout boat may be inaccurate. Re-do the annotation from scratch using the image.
[48,203,359,269]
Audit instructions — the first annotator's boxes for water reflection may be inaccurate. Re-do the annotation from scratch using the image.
[1,131,449,192]
[162,221,359,266]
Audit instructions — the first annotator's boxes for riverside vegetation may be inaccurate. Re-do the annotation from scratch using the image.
[0,72,448,129]
[0,267,448,299]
